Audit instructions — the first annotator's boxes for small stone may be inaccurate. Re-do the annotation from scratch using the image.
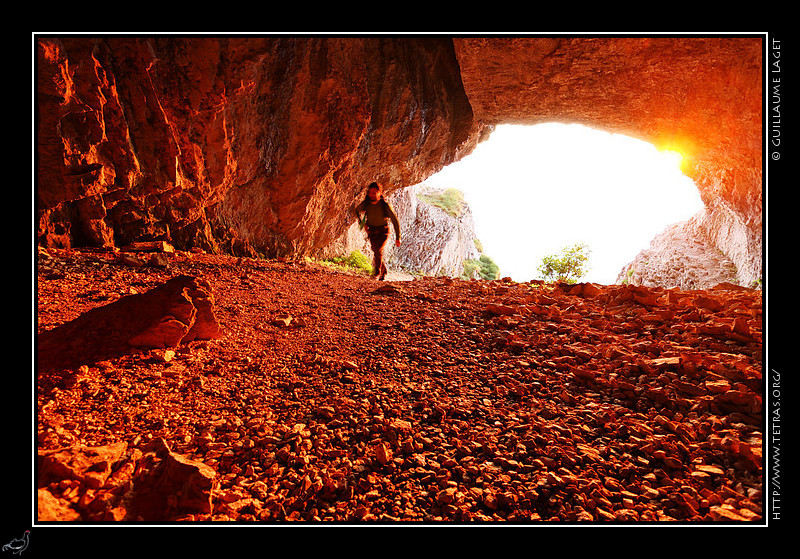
[486,303,516,316]
[693,295,724,312]
[651,356,680,367]
[388,418,412,433]
[38,488,81,521]
[694,464,725,476]
[317,406,335,419]
[709,505,750,522]
[436,487,457,505]
[705,379,732,393]
[375,443,392,466]
[731,317,751,336]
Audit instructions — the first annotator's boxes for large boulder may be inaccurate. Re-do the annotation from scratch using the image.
[37,275,222,372]
[37,438,217,522]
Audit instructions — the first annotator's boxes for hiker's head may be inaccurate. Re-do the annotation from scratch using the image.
[366,182,382,202]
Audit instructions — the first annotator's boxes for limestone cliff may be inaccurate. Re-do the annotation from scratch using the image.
[323,184,483,278]
[616,214,740,290]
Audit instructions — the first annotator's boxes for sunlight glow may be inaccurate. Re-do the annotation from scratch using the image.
[658,149,685,170]
[419,123,705,284]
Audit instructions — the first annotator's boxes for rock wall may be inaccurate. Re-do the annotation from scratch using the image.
[36,36,485,257]
[391,185,483,277]
[616,214,740,290]
[36,36,762,285]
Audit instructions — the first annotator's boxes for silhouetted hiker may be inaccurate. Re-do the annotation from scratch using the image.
[355,182,401,280]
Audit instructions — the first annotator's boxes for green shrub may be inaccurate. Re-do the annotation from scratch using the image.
[537,243,591,284]
[462,259,480,279]
[463,254,500,281]
[327,250,373,274]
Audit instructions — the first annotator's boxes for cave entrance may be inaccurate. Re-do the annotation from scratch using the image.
[420,123,703,284]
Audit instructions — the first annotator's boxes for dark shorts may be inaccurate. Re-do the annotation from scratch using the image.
[367,225,390,251]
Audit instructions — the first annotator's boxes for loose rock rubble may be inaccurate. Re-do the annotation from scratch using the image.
[36,247,763,523]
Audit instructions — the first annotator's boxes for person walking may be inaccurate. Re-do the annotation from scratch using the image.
[355,182,401,280]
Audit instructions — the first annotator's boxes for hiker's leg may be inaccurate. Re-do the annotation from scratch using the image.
[369,229,388,278]
[368,229,388,277]
[373,238,387,278]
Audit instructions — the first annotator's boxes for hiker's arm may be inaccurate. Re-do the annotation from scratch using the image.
[386,203,401,244]
[355,201,366,224]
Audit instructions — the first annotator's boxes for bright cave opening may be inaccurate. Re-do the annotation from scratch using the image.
[419,123,704,284]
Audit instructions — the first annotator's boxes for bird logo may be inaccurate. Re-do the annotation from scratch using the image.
[2,531,29,556]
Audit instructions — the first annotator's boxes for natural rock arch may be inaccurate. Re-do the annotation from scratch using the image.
[451,37,762,286]
[36,35,762,285]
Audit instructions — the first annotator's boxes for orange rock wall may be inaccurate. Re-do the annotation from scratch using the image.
[35,36,762,283]
[36,36,484,257]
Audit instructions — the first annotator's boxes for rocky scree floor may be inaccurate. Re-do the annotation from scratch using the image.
[36,248,763,523]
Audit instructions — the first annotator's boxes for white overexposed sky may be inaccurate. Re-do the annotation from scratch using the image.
[419,123,704,284]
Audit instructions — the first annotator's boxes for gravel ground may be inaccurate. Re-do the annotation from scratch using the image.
[35,247,763,524]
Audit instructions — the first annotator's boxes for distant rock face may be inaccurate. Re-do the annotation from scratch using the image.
[616,214,740,290]
[36,36,762,286]
[391,185,483,277]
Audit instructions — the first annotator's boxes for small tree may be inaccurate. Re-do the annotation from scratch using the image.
[537,243,591,284]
